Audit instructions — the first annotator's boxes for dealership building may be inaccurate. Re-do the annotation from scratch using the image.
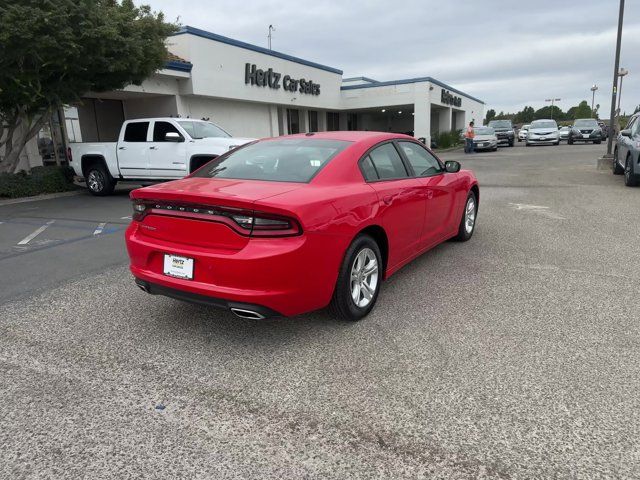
[21,26,484,170]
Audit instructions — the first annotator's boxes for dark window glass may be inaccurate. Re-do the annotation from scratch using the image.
[153,121,181,142]
[308,111,318,132]
[360,155,378,181]
[192,139,351,183]
[347,113,358,131]
[368,143,408,180]
[326,112,340,131]
[123,122,149,142]
[287,109,300,134]
[398,141,443,176]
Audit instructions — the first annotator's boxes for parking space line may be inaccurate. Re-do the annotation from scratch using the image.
[93,222,106,236]
[17,220,55,245]
[121,216,132,220]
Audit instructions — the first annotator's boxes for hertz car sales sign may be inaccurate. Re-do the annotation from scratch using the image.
[245,63,321,95]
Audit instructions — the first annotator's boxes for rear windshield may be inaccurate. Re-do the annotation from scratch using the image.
[192,138,351,183]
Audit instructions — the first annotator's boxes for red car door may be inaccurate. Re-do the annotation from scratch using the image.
[361,143,425,268]
[395,141,457,247]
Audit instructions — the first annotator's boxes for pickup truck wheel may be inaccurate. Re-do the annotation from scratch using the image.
[86,165,116,196]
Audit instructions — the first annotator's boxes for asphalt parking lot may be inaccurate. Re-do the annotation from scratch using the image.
[1,142,639,479]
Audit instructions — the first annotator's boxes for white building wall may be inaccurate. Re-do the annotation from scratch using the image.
[178,96,274,138]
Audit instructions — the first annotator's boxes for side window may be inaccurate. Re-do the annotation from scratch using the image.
[631,117,640,137]
[360,155,378,181]
[368,143,408,180]
[179,121,196,138]
[153,121,181,142]
[123,122,149,142]
[398,141,443,176]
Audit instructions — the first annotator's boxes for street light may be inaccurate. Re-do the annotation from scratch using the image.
[617,68,629,115]
[268,24,276,50]
[545,98,561,120]
[591,85,598,117]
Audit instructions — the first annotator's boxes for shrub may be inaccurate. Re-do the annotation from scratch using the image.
[0,166,77,198]
[433,129,463,149]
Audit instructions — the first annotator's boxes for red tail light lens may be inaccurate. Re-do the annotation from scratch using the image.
[132,200,301,237]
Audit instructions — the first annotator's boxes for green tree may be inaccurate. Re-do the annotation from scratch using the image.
[514,106,535,124]
[573,100,592,119]
[484,109,496,125]
[0,0,177,173]
[534,105,564,120]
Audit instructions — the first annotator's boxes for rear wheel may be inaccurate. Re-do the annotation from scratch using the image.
[624,155,639,187]
[613,148,624,175]
[453,191,477,242]
[85,163,116,196]
[329,235,382,321]
[568,138,573,145]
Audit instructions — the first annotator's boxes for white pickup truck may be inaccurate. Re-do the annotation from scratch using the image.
[69,117,254,195]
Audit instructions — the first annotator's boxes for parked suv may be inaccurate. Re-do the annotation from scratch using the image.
[613,112,640,187]
[487,120,515,147]
[568,118,603,144]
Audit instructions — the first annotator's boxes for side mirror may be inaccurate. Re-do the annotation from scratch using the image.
[417,137,426,144]
[165,131,184,142]
[444,160,461,173]
[620,129,632,138]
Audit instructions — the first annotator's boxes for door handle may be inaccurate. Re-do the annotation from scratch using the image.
[118,147,126,150]
[382,195,393,205]
[149,146,157,150]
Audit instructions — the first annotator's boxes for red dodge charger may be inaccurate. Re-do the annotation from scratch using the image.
[126,132,479,321]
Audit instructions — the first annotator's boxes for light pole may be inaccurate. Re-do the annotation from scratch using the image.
[591,85,598,117]
[606,0,625,156]
[545,98,561,120]
[268,24,276,50]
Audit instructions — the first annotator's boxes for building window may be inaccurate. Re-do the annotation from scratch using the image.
[347,113,358,131]
[308,110,318,132]
[326,112,340,131]
[287,109,300,134]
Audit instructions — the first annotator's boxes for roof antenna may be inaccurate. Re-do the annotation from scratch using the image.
[268,25,275,50]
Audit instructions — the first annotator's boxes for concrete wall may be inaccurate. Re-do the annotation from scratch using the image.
[124,96,178,120]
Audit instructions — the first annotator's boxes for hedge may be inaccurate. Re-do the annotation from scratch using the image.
[0,166,78,199]
[433,129,463,150]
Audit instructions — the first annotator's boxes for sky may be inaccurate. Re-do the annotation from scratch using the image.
[144,0,640,117]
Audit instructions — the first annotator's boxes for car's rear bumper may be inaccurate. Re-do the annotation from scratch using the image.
[570,135,602,142]
[125,222,346,317]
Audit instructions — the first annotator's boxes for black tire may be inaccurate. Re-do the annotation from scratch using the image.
[624,155,639,187]
[525,143,531,147]
[328,234,382,321]
[492,147,498,151]
[453,190,478,242]
[85,163,116,196]
[508,141,514,147]
[594,140,601,144]
[568,138,573,145]
[554,141,560,146]
[518,138,522,142]
[613,148,624,175]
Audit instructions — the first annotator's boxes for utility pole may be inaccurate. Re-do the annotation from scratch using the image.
[606,0,625,156]
[268,25,275,50]
[545,98,561,120]
[591,85,598,117]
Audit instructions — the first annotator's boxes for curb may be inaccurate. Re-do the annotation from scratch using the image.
[0,189,85,206]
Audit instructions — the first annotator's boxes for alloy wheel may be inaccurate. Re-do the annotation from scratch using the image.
[465,197,476,234]
[87,170,104,193]
[350,247,379,308]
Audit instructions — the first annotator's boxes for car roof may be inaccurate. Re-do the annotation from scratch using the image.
[281,131,415,143]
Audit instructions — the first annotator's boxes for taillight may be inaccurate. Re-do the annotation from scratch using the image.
[131,200,301,237]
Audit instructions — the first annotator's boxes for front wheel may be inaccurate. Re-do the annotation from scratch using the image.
[453,190,478,242]
[328,235,382,321]
[568,138,573,145]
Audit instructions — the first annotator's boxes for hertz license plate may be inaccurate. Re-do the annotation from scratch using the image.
[163,254,194,280]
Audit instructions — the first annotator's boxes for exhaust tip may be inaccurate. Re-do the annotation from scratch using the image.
[136,282,149,293]
[230,308,265,320]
